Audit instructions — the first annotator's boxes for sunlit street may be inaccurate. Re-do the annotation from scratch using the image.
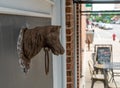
[85,25,120,88]
[94,24,120,40]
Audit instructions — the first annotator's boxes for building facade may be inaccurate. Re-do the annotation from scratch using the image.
[0,0,86,88]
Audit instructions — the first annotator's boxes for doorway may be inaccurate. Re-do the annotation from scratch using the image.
[73,0,120,88]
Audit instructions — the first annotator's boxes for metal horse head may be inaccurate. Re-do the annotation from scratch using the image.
[17,25,65,74]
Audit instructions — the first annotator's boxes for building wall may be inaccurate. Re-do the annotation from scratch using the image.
[114,4,120,10]
[66,0,75,88]
[75,4,86,88]
[65,1,87,88]
[81,4,87,75]
[0,0,51,14]
[0,14,53,88]
[0,0,88,88]
[80,5,87,88]
[0,0,66,88]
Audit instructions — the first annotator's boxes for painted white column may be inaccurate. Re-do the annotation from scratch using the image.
[51,0,66,88]
[60,0,66,88]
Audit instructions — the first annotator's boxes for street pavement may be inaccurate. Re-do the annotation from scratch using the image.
[83,28,120,88]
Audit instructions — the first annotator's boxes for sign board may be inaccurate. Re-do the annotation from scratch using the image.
[86,4,92,7]
[96,47,111,64]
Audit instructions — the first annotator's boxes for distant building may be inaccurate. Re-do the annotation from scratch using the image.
[114,4,120,10]
[112,4,120,22]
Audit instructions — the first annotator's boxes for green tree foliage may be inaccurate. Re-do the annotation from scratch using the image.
[89,12,117,23]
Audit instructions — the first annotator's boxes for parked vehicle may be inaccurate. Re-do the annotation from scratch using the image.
[103,23,113,30]
[115,20,120,24]
[98,22,105,29]
[92,22,98,27]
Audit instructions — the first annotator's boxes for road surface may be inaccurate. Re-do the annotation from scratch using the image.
[94,24,120,42]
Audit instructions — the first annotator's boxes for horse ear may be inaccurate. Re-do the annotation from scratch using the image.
[50,26,61,32]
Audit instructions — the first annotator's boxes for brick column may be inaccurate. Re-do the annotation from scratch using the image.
[65,1,85,88]
[66,0,74,88]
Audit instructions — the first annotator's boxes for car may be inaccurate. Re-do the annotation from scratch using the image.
[111,21,116,24]
[103,23,113,30]
[115,20,120,24]
[92,22,98,26]
[98,22,105,29]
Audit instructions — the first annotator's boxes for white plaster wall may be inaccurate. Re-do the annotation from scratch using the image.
[0,0,54,88]
[0,0,67,88]
[0,15,52,88]
[0,0,51,14]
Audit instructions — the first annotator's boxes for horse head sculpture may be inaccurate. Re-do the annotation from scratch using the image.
[17,25,65,74]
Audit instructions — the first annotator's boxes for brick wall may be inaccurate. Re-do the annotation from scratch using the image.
[66,0,74,88]
[65,1,86,88]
